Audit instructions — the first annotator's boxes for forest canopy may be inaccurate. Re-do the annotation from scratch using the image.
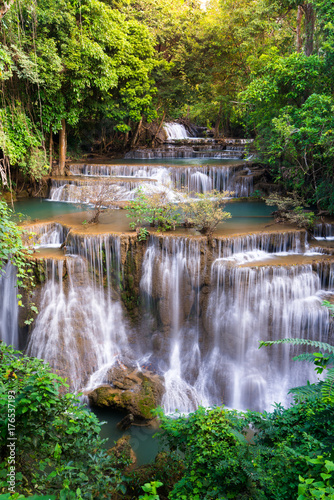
[1,0,334,210]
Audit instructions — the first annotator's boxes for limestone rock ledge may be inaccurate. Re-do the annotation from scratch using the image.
[87,364,165,421]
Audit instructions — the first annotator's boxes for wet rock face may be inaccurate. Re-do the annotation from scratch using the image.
[87,363,165,421]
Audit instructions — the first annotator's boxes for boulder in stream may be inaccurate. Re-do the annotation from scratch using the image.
[87,364,165,422]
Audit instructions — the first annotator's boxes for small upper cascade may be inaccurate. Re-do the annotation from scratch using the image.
[22,222,69,248]
[125,124,254,159]
[313,223,334,240]
[164,122,191,140]
[0,263,19,349]
[213,230,305,257]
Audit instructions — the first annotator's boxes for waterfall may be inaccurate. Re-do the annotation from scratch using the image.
[0,263,19,349]
[23,222,68,247]
[140,236,205,413]
[26,236,132,392]
[6,225,333,413]
[213,231,304,257]
[205,262,331,410]
[48,178,139,203]
[164,122,190,140]
[313,223,334,240]
[140,233,333,413]
[66,164,254,198]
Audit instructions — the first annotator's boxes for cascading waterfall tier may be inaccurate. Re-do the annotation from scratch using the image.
[163,122,191,140]
[26,236,132,393]
[140,236,206,413]
[126,124,254,159]
[4,226,334,413]
[313,223,334,240]
[213,230,305,257]
[139,232,334,413]
[22,222,69,247]
[48,178,146,203]
[204,262,333,411]
[0,263,19,349]
[61,163,254,201]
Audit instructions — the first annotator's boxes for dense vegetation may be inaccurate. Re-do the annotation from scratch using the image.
[1,334,333,499]
[1,0,334,211]
[0,343,130,499]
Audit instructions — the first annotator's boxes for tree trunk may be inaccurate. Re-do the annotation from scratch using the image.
[0,0,15,19]
[123,119,131,148]
[49,128,53,171]
[303,3,315,56]
[152,111,166,148]
[131,118,143,148]
[214,103,223,139]
[296,5,303,53]
[59,119,66,176]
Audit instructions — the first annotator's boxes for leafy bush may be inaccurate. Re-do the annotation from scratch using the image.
[125,189,181,238]
[156,406,250,500]
[0,343,128,499]
[265,192,316,229]
[0,107,49,182]
[181,190,232,237]
[298,456,334,500]
[139,481,163,500]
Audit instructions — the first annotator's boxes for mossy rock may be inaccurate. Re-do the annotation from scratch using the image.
[87,365,165,422]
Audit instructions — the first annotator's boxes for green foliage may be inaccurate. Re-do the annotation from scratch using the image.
[0,343,128,498]
[137,227,150,242]
[0,200,37,323]
[0,107,49,182]
[298,456,334,499]
[139,481,163,500]
[181,190,232,237]
[126,451,183,499]
[241,48,334,213]
[125,189,181,236]
[265,192,316,229]
[156,406,249,500]
[1,0,157,177]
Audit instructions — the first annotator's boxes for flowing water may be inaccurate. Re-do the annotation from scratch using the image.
[2,209,333,413]
[0,263,19,349]
[138,234,333,412]
[2,139,334,428]
[164,122,191,140]
[48,162,254,203]
[25,237,132,393]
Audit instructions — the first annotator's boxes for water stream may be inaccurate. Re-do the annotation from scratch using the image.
[2,139,334,430]
[2,219,333,414]
[0,263,19,349]
[49,162,254,203]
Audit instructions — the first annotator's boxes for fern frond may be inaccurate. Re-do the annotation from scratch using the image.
[292,353,319,363]
[259,338,334,354]
[322,368,334,401]
[289,382,320,402]
[292,352,334,365]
